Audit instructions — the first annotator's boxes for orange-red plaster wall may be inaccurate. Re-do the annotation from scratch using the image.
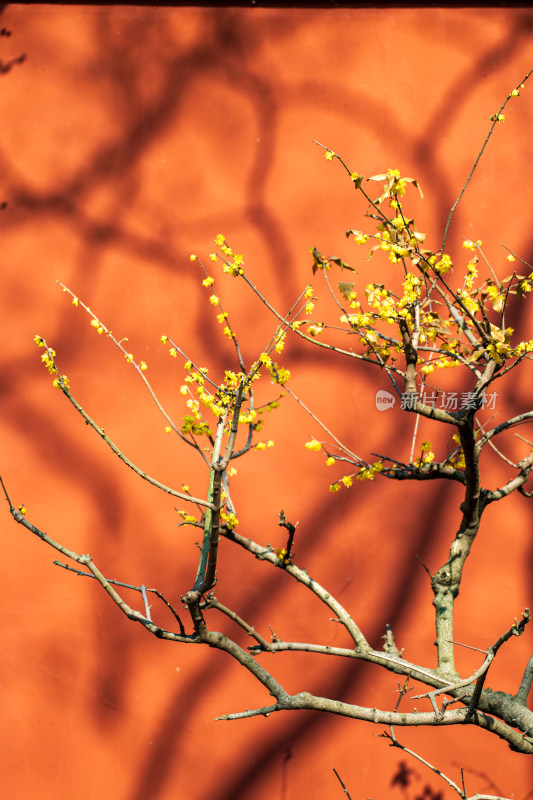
[1,6,533,800]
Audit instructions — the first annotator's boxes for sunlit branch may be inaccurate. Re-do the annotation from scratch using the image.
[383,727,472,799]
[220,384,244,470]
[412,610,529,718]
[196,260,247,372]
[192,409,228,596]
[37,338,214,508]
[397,317,460,425]
[62,379,214,507]
[433,272,489,345]
[283,384,364,465]
[241,270,398,368]
[224,527,369,650]
[478,410,533,447]
[58,282,197,450]
[312,139,392,228]
[484,452,533,505]
[375,460,466,484]
[0,477,195,643]
[250,638,456,693]
[202,593,271,650]
[53,560,186,634]
[216,688,533,752]
[442,66,533,251]
[322,270,404,388]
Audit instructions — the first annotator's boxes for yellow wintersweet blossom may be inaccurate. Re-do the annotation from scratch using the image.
[434,254,453,274]
[398,273,421,307]
[325,150,335,161]
[487,337,513,364]
[356,462,384,481]
[305,439,322,451]
[387,168,406,197]
[266,361,290,385]
[221,511,238,529]
[416,441,435,466]
[178,511,197,525]
[274,330,286,353]
[40,347,56,370]
[239,410,257,424]
[223,252,244,277]
[390,215,406,232]
[275,546,289,564]
[52,374,71,390]
[515,339,533,355]
[457,290,479,315]
[464,260,478,291]
[202,276,214,287]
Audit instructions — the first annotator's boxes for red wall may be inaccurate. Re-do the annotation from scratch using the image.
[1,6,533,799]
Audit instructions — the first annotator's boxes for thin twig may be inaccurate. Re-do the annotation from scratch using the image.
[202,593,271,650]
[332,768,353,800]
[442,67,533,251]
[53,560,186,633]
[0,477,193,642]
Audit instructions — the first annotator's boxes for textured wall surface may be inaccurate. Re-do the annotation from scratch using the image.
[1,6,533,800]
